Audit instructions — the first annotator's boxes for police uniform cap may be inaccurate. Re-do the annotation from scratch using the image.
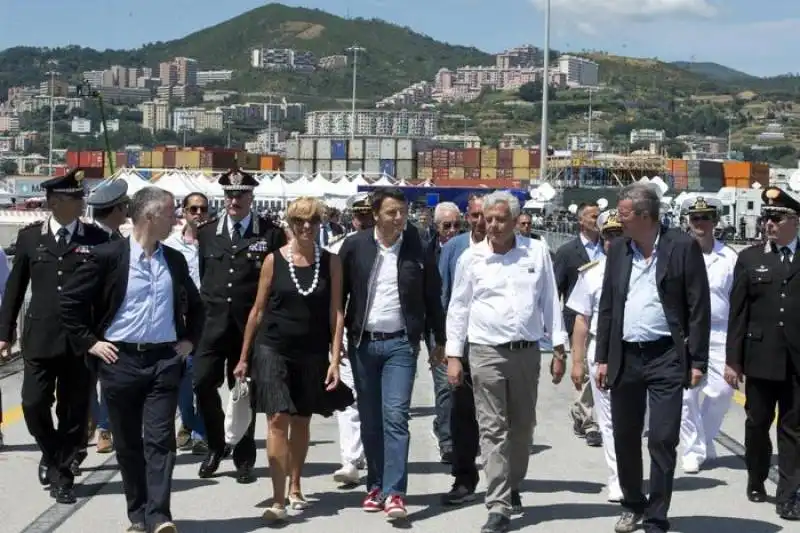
[218,168,258,191]
[40,168,87,195]
[87,179,129,209]
[681,195,721,215]
[597,209,623,234]
[346,192,372,213]
[761,186,800,215]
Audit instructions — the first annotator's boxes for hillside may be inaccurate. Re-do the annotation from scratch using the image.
[0,3,494,101]
[670,61,755,82]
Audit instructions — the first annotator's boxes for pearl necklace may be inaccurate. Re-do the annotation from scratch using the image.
[287,243,321,296]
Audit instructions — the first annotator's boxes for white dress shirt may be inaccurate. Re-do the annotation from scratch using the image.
[705,240,737,332]
[228,213,251,239]
[163,229,201,289]
[445,235,567,357]
[365,231,405,332]
[565,257,606,336]
[49,218,77,243]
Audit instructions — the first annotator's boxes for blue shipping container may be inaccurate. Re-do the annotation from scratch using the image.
[126,151,139,167]
[331,140,347,160]
[380,159,396,177]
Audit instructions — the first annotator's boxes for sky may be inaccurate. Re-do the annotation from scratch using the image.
[1,0,798,77]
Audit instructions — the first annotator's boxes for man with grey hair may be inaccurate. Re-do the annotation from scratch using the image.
[446,190,567,533]
[61,187,205,533]
[595,182,710,533]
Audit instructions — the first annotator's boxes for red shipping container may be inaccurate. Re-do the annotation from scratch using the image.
[66,151,80,169]
[465,167,481,179]
[163,150,177,168]
[211,150,237,170]
[529,149,541,169]
[87,151,104,168]
[432,167,449,181]
[447,150,465,167]
[54,166,67,177]
[499,168,515,179]
[673,175,689,191]
[200,151,213,168]
[463,148,481,168]
[116,152,126,169]
[82,167,104,179]
[498,149,514,169]
[420,151,433,167]
[78,151,91,167]
[433,148,448,159]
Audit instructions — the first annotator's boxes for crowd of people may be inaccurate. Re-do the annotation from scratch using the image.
[0,167,798,533]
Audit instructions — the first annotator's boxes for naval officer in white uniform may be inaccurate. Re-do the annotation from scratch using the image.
[566,209,625,502]
[324,192,374,484]
[678,196,737,473]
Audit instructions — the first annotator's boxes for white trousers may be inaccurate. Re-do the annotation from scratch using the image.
[587,339,619,490]
[680,331,734,464]
[336,355,364,466]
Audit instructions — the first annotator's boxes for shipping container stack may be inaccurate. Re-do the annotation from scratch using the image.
[668,159,689,191]
[285,137,418,181]
[722,161,770,189]
[415,146,536,187]
[685,160,724,192]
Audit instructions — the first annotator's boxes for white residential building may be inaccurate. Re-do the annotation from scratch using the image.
[172,107,224,132]
[250,48,315,71]
[0,116,20,134]
[630,129,666,144]
[197,70,234,86]
[71,117,92,134]
[305,109,438,138]
[140,100,171,132]
[567,133,604,152]
[557,55,599,87]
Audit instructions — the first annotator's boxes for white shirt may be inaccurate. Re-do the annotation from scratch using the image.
[565,257,606,336]
[49,218,77,243]
[365,231,405,332]
[163,228,201,289]
[445,235,567,356]
[228,213,251,239]
[705,240,737,332]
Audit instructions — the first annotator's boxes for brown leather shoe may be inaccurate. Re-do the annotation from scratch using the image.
[96,430,113,453]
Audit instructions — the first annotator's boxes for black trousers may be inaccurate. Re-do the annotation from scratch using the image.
[193,321,256,467]
[451,351,480,489]
[101,347,182,529]
[744,368,800,504]
[21,356,91,487]
[610,340,683,533]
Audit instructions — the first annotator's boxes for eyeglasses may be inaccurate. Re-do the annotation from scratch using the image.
[290,216,321,226]
[441,222,458,230]
[187,205,208,214]
[689,214,713,222]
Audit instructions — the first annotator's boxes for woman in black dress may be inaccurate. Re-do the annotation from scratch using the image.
[235,196,345,522]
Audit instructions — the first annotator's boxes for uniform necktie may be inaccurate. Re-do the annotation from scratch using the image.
[232,222,242,245]
[781,246,792,268]
[320,227,328,247]
[56,227,69,250]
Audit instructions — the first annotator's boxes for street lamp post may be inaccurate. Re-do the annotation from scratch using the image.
[539,0,551,183]
[46,60,59,176]
[346,45,366,141]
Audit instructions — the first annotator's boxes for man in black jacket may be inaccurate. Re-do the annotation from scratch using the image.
[192,168,286,483]
[0,168,110,503]
[61,186,203,533]
[726,186,800,520]
[339,187,445,520]
[595,182,710,533]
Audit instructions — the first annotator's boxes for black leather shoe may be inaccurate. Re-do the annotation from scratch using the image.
[69,459,81,477]
[38,459,50,486]
[198,450,224,478]
[51,485,77,504]
[481,513,511,533]
[747,484,767,503]
[585,429,603,447]
[236,464,256,484]
[126,523,146,532]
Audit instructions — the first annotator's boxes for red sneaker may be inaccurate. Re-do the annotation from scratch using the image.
[384,495,408,519]
[362,488,383,512]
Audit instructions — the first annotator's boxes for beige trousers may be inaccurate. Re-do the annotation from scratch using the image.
[470,342,542,517]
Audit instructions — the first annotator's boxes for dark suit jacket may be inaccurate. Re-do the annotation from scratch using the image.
[60,237,204,355]
[727,241,800,381]
[595,227,711,388]
[554,236,595,336]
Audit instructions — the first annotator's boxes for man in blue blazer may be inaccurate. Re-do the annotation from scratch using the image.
[437,194,486,505]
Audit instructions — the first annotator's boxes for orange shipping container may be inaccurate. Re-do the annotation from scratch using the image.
[433,167,449,180]
[512,149,529,168]
[722,161,751,179]
[463,148,481,168]
[669,159,688,174]
[481,148,498,168]
[480,167,497,179]
[260,155,281,171]
[151,150,164,168]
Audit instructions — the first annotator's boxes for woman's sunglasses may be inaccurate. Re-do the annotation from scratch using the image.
[290,216,321,226]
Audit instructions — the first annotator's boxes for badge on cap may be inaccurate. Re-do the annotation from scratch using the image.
[695,197,708,209]
[230,173,242,186]
[766,188,780,203]
[75,170,84,183]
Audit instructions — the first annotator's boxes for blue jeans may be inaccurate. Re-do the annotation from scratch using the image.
[178,355,205,440]
[350,335,417,497]
[91,383,110,431]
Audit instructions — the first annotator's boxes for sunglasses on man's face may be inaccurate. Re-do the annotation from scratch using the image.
[441,221,458,230]
[689,214,713,223]
[187,205,208,214]
[763,213,788,224]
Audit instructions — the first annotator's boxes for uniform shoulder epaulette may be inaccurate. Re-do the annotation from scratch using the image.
[21,219,45,231]
[197,216,218,230]
[577,259,601,273]
[328,233,347,247]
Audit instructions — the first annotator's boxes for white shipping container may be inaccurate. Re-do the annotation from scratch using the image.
[364,159,380,175]
[380,139,396,160]
[315,159,332,173]
[300,160,314,175]
[364,138,381,160]
[299,138,315,160]
[316,139,332,160]
[348,139,364,160]
[286,139,300,160]
[396,139,414,160]
[285,159,301,175]
[396,160,415,181]
[331,160,347,176]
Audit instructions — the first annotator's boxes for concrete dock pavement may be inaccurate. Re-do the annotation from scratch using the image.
[0,354,787,533]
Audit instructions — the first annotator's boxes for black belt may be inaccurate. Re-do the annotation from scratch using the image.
[363,330,405,342]
[115,342,174,353]
[622,336,673,352]
[497,340,538,351]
